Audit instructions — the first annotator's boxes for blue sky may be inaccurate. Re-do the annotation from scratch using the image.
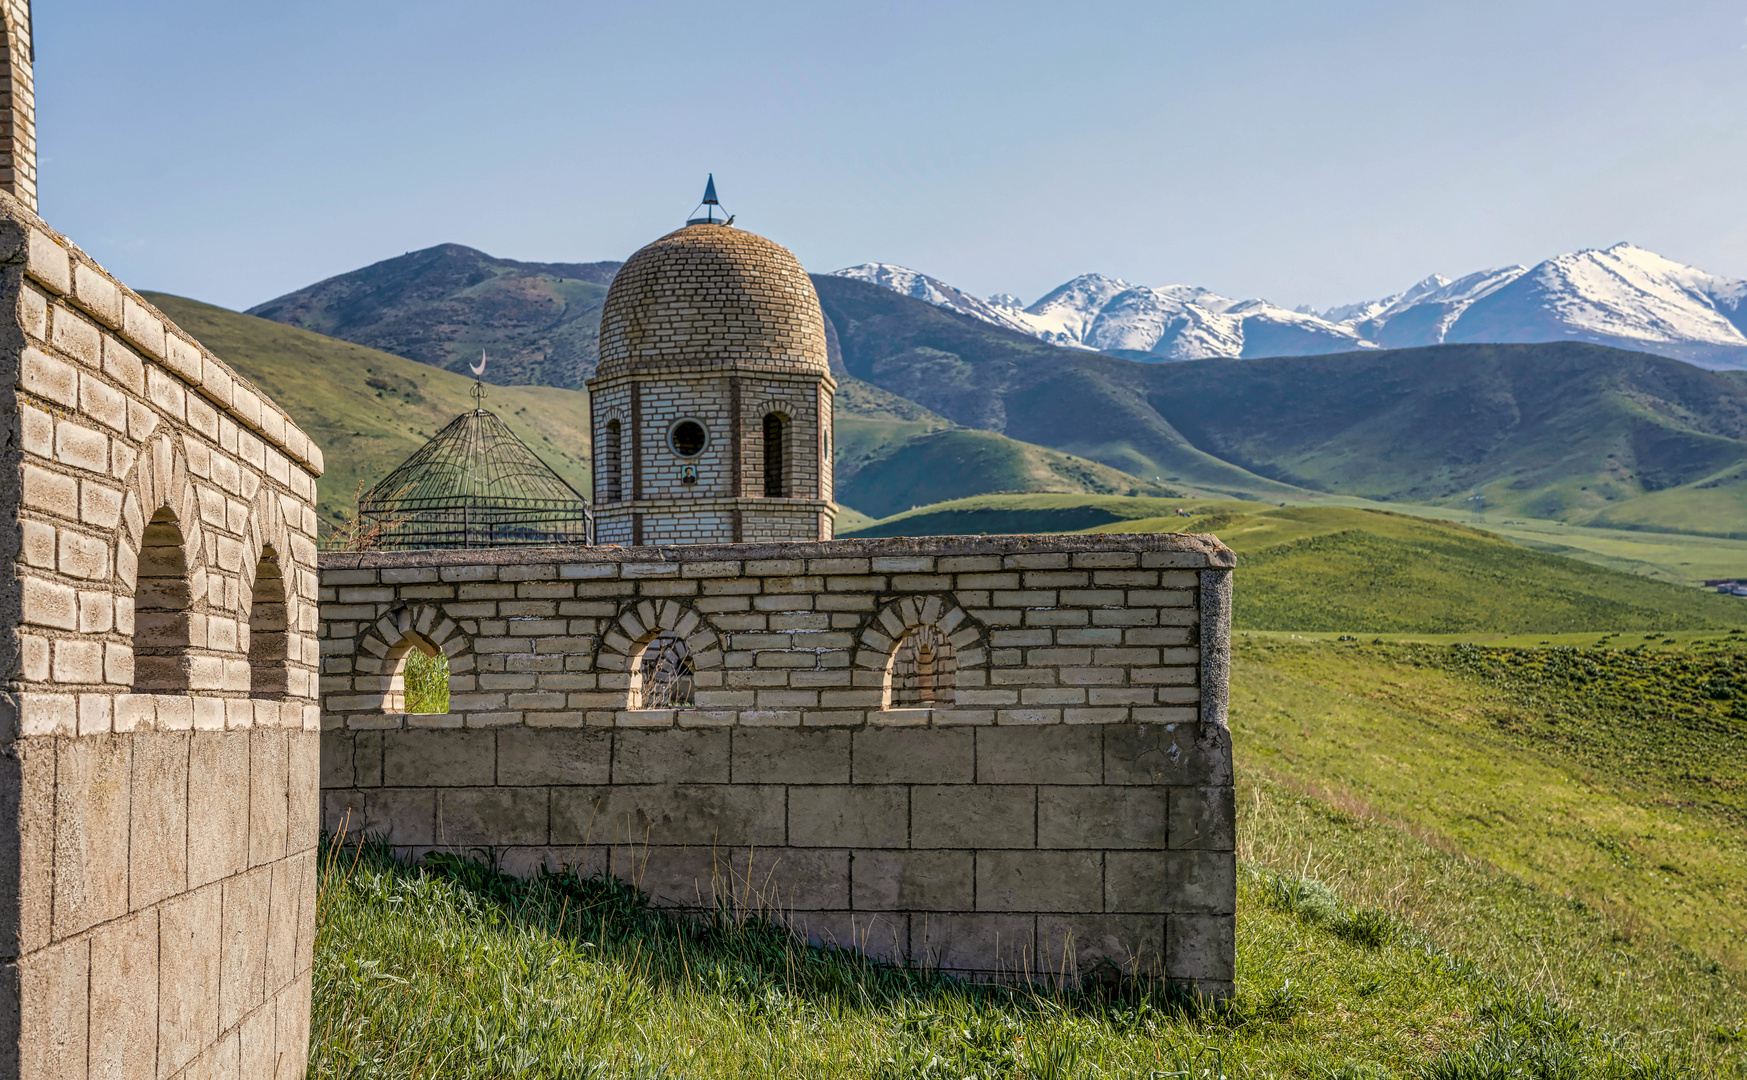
[36,0,1747,313]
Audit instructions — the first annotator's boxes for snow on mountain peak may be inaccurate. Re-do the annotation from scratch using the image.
[836,246,1747,369]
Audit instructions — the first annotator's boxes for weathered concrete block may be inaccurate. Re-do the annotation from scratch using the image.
[612,728,729,784]
[250,729,289,866]
[1038,787,1167,850]
[496,727,611,785]
[1037,913,1165,981]
[1105,851,1235,914]
[319,730,353,788]
[436,788,549,847]
[88,909,157,1080]
[1167,913,1235,983]
[158,885,223,1077]
[731,727,849,784]
[852,850,972,911]
[976,725,1101,785]
[976,850,1102,913]
[129,731,189,911]
[189,731,249,886]
[740,847,850,910]
[8,740,57,956]
[364,789,437,846]
[382,729,496,787]
[1104,723,1230,786]
[910,786,1034,849]
[851,727,973,784]
[787,785,907,848]
[239,1002,277,1080]
[53,733,132,937]
[288,730,321,852]
[553,785,785,847]
[1169,786,1235,851]
[912,914,1036,976]
[17,937,88,1080]
[787,911,908,966]
[219,864,271,1031]
[265,857,305,994]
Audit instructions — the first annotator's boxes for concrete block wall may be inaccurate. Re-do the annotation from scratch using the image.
[2,194,323,1078]
[319,534,1236,992]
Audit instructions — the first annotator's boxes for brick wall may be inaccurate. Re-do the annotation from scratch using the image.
[318,534,1236,993]
[2,195,322,1078]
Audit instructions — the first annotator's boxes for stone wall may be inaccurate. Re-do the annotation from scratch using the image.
[2,195,323,1078]
[318,534,1236,993]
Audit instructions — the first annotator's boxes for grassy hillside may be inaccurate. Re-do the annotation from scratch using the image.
[1235,636,1747,1003]
[836,422,1175,519]
[153,295,1172,531]
[245,245,619,390]
[844,495,1747,633]
[145,294,595,529]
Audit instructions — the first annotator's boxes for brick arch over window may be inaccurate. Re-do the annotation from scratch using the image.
[238,489,309,700]
[114,434,216,691]
[351,604,477,714]
[597,408,626,503]
[752,397,801,500]
[597,599,722,710]
[852,595,986,711]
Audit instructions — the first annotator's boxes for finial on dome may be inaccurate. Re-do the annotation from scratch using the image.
[687,174,732,226]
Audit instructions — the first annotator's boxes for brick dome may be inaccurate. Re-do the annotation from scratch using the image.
[595,223,829,380]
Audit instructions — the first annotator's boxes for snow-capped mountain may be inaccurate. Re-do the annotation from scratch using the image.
[831,243,1747,369]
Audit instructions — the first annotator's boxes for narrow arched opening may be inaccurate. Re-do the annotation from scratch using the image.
[629,631,695,710]
[602,418,623,502]
[384,632,449,714]
[249,546,290,699]
[886,624,956,709]
[133,508,193,692]
[762,412,789,498]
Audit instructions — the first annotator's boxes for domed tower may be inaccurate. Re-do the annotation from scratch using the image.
[588,180,836,545]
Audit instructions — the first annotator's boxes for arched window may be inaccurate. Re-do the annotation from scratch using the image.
[887,625,956,708]
[133,508,192,692]
[383,632,448,714]
[630,631,695,709]
[602,418,623,502]
[763,412,788,498]
[248,546,289,698]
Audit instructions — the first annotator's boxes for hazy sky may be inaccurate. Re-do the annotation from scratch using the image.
[35,1,1747,313]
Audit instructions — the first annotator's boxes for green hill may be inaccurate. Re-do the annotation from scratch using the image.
[843,494,1747,633]
[150,295,1167,531]
[814,275,1747,535]
[144,294,596,529]
[244,245,619,389]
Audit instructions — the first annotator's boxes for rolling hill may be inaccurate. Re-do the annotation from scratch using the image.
[147,294,1164,530]
[246,245,621,389]
[815,274,1747,534]
[144,294,597,529]
[842,495,1747,633]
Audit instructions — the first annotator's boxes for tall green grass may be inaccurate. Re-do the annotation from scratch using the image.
[311,807,1724,1077]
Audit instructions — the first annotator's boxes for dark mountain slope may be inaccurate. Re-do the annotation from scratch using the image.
[248,244,621,389]
[811,274,1303,496]
[815,274,1747,529]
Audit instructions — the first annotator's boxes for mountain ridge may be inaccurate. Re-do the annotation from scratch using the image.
[833,242,1747,369]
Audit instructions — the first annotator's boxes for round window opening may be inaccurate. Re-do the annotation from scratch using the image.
[668,420,708,457]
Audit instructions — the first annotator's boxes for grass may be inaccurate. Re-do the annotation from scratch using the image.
[847,496,1747,633]
[312,833,1710,1079]
[1231,636,1747,977]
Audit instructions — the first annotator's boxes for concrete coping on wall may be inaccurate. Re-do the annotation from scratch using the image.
[1,192,325,480]
[318,531,1238,572]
